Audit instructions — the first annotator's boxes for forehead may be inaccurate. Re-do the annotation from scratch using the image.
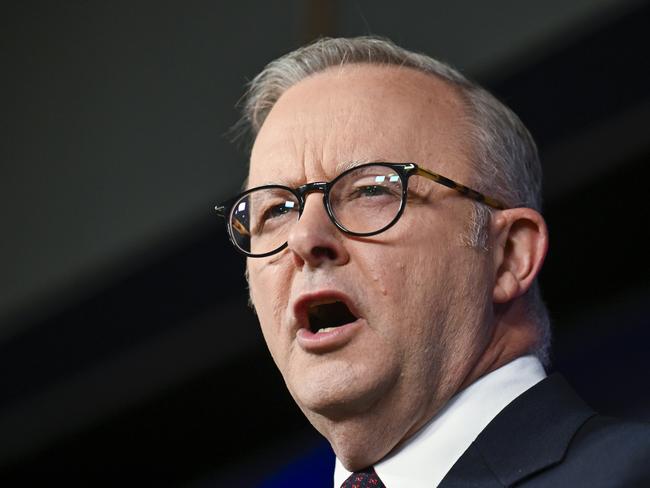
[248,64,471,187]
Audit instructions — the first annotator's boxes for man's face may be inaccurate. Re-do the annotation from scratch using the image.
[246,65,494,451]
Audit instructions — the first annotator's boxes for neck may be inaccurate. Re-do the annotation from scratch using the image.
[460,298,540,391]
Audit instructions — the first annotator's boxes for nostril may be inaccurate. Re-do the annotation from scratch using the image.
[311,246,337,260]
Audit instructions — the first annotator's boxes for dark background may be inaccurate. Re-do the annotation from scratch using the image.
[1,1,649,486]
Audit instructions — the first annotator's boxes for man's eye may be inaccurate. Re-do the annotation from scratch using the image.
[351,185,395,198]
[262,201,296,220]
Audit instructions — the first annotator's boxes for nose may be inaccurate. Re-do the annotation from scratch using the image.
[286,193,350,269]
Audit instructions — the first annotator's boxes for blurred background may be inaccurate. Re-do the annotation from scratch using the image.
[1,0,649,486]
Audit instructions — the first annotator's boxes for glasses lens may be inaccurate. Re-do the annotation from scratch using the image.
[329,165,404,234]
[230,187,299,255]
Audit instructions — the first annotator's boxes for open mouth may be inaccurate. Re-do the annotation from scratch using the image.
[307,300,358,333]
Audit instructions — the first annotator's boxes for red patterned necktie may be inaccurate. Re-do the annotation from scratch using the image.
[340,466,386,488]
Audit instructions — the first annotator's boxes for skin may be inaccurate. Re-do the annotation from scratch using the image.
[246,64,548,470]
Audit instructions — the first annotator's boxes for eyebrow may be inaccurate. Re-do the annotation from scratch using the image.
[334,158,389,175]
[250,158,392,189]
[254,175,302,189]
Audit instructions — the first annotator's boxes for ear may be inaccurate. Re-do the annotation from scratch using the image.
[491,208,549,304]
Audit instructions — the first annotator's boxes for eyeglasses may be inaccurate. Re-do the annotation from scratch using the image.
[215,162,507,257]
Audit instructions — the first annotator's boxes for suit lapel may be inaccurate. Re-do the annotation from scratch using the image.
[440,374,595,487]
[437,443,504,487]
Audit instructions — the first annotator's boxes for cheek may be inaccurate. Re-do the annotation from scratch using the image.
[360,230,475,356]
[356,246,447,357]
[360,241,451,308]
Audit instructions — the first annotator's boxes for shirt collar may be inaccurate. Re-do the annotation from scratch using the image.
[334,355,546,488]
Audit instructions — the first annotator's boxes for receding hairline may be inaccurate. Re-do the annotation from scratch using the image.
[249,61,474,139]
[239,37,476,140]
[282,60,464,87]
[258,61,470,124]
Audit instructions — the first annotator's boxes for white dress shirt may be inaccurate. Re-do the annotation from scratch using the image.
[334,355,546,488]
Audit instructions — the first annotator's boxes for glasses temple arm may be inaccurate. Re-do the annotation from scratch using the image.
[413,167,507,210]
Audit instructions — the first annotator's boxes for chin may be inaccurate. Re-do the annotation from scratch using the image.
[288,365,401,422]
[291,380,364,417]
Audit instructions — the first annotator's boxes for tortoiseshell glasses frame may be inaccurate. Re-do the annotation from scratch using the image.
[215,162,507,258]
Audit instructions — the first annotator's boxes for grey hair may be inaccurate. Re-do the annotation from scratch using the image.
[238,36,551,364]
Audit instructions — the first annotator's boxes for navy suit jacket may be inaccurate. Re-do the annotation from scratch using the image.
[261,374,650,487]
[439,374,650,487]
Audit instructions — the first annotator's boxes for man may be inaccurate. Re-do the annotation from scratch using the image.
[217,37,650,487]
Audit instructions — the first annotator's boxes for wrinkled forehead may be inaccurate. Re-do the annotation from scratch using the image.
[247,64,473,189]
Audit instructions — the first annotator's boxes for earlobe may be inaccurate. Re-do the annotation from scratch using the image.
[493,269,519,303]
[492,208,549,304]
